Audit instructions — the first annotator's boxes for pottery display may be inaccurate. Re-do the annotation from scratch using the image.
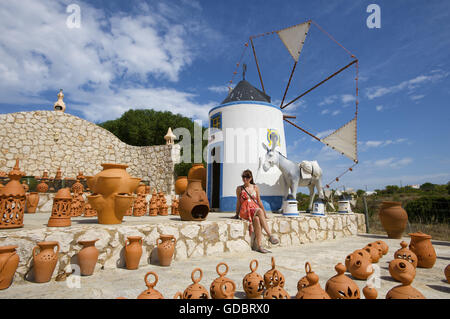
[345,251,374,280]
[86,163,140,224]
[171,196,179,215]
[175,176,188,195]
[408,232,436,268]
[210,262,236,299]
[364,245,382,263]
[295,262,330,299]
[188,164,206,190]
[0,245,20,290]
[345,249,371,271]
[158,192,169,216]
[71,180,84,194]
[325,263,360,299]
[374,240,389,255]
[137,271,164,299]
[0,159,26,229]
[174,268,209,299]
[264,257,285,288]
[389,258,416,283]
[263,270,289,299]
[378,201,408,239]
[125,236,143,270]
[26,192,40,214]
[179,179,209,221]
[47,188,72,227]
[394,241,418,268]
[133,193,148,217]
[32,241,60,283]
[445,264,450,284]
[70,191,85,217]
[363,285,377,299]
[135,184,146,195]
[243,259,265,299]
[77,239,99,276]
[83,203,97,217]
[36,179,49,193]
[157,234,176,266]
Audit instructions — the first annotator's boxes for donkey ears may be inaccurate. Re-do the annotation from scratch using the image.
[270,134,279,151]
[262,143,270,152]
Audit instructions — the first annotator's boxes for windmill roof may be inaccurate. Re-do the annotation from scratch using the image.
[221,80,271,104]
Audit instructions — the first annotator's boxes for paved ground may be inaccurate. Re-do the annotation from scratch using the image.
[1,233,449,299]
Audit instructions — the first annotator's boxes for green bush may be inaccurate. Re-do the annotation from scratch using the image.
[404,196,450,224]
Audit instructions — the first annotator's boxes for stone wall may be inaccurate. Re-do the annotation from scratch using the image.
[0,111,181,194]
[0,213,366,284]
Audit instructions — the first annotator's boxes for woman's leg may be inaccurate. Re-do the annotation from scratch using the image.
[252,215,262,248]
[255,208,271,236]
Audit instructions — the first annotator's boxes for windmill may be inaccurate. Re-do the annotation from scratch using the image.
[228,19,359,190]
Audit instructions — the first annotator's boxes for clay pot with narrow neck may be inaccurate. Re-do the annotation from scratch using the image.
[157,234,176,266]
[174,268,209,299]
[175,176,188,195]
[210,262,236,299]
[408,232,436,268]
[243,259,265,299]
[77,239,99,276]
[394,241,417,268]
[325,263,360,299]
[0,245,20,290]
[378,201,408,239]
[179,179,209,221]
[264,257,285,288]
[125,236,142,270]
[138,271,164,299]
[263,270,290,299]
[33,241,60,283]
[26,192,40,213]
[296,262,330,299]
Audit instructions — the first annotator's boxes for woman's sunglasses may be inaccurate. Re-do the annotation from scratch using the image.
[242,175,251,179]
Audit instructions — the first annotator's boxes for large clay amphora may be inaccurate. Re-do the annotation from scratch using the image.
[26,192,40,213]
[125,236,143,270]
[408,232,436,268]
[77,239,99,276]
[0,245,20,290]
[157,234,176,267]
[378,201,408,239]
[33,241,60,283]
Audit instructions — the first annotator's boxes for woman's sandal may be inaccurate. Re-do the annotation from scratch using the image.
[256,247,271,254]
[269,235,279,245]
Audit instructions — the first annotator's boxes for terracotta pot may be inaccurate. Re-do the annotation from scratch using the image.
[26,192,40,214]
[346,252,374,280]
[325,263,360,299]
[71,180,84,194]
[297,275,309,292]
[295,262,330,299]
[362,285,377,299]
[36,180,49,193]
[394,241,417,268]
[47,188,72,227]
[33,241,60,283]
[264,257,285,288]
[210,262,236,299]
[263,270,290,299]
[243,259,265,299]
[0,245,20,290]
[175,176,188,195]
[176,268,209,299]
[445,264,450,284]
[70,192,85,217]
[179,179,209,221]
[366,242,384,259]
[188,164,206,190]
[157,234,176,266]
[408,232,436,268]
[125,236,143,270]
[386,284,426,299]
[87,163,140,225]
[345,249,371,271]
[389,258,416,283]
[364,245,382,263]
[374,240,389,255]
[137,271,164,299]
[77,239,99,276]
[0,159,26,229]
[378,201,408,239]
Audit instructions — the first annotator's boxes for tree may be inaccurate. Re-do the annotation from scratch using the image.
[356,189,365,197]
[420,182,435,192]
[385,185,399,194]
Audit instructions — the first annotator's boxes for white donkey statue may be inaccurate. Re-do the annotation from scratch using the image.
[260,135,326,212]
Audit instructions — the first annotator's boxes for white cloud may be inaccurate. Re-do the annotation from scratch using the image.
[410,94,425,101]
[316,129,334,139]
[374,157,412,168]
[332,110,341,116]
[341,94,356,104]
[359,138,408,151]
[208,85,230,94]
[321,109,330,115]
[375,105,383,111]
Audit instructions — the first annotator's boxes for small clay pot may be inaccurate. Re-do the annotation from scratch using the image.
[264,257,285,288]
[26,192,40,213]
[137,271,164,299]
[386,284,426,299]
[389,259,416,283]
[157,234,176,267]
[32,241,60,283]
[408,232,436,269]
[363,285,377,299]
[385,264,425,300]
[325,263,360,299]
[366,242,384,259]
[297,275,309,292]
[295,262,330,299]
[394,241,418,268]
[177,268,209,299]
[175,176,188,195]
[346,252,374,280]
[345,249,371,271]
[263,270,290,299]
[125,236,143,270]
[364,245,382,263]
[379,201,408,239]
[210,262,236,299]
[0,245,20,290]
[375,240,389,255]
[243,259,265,299]
[77,239,99,276]
[444,264,450,284]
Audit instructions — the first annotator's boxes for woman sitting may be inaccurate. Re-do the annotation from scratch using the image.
[233,169,279,253]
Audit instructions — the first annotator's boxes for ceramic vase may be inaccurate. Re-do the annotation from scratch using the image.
[242,259,265,299]
[157,234,176,267]
[408,232,436,268]
[33,241,60,283]
[379,201,408,239]
[125,236,143,270]
[179,179,209,221]
[210,262,236,299]
[77,239,99,276]
[175,176,188,195]
[26,192,40,214]
[0,245,20,290]
[137,271,164,299]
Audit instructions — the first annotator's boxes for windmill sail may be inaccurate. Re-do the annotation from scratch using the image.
[320,118,358,162]
[276,21,311,62]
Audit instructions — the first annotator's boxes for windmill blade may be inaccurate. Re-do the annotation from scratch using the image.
[320,117,358,162]
[276,21,311,62]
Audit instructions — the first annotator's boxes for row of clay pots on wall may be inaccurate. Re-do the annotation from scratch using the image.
[0,234,176,290]
[125,189,179,217]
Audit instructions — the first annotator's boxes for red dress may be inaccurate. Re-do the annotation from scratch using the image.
[239,187,259,233]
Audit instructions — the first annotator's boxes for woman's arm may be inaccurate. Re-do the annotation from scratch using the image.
[235,186,242,215]
[255,186,268,218]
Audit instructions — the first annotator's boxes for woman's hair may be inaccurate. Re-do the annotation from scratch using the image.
[241,169,255,184]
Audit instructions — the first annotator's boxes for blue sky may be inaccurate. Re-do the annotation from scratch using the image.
[0,0,449,191]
